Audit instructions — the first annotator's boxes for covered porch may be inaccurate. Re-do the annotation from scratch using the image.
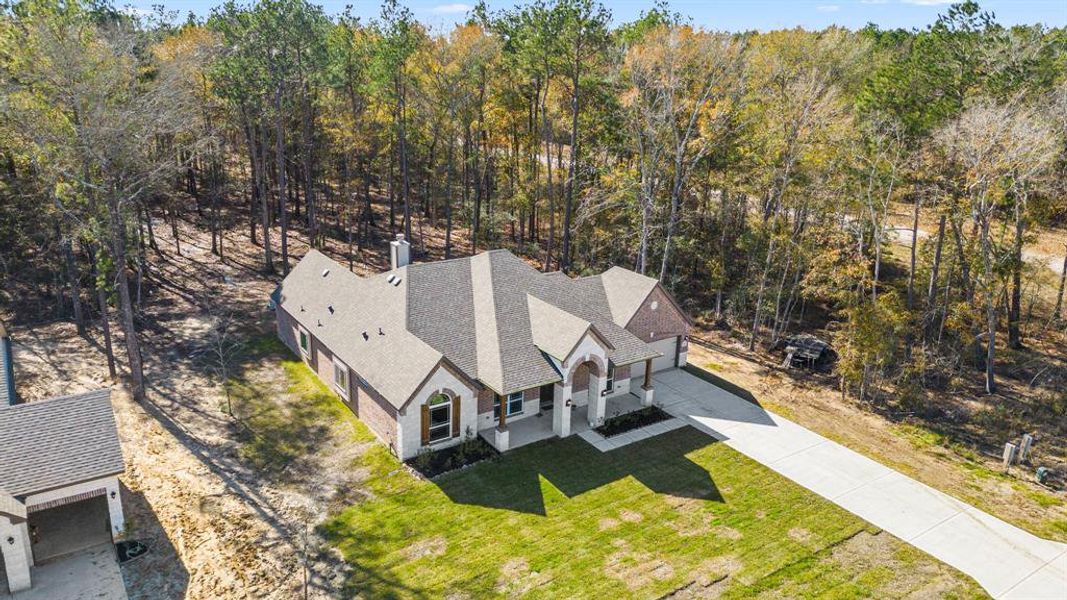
[482,391,646,451]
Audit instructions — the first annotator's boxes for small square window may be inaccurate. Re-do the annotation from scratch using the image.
[334,363,348,398]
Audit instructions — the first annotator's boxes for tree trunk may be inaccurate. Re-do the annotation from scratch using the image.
[1008,195,1024,349]
[445,137,455,259]
[245,119,273,271]
[907,194,920,310]
[561,51,581,273]
[1054,247,1067,322]
[88,244,117,379]
[274,84,290,276]
[302,85,317,249]
[106,194,145,402]
[749,234,777,351]
[980,209,996,395]
[56,217,86,336]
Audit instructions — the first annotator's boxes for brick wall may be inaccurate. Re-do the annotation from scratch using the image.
[625,285,689,343]
[477,387,495,413]
[276,306,300,356]
[275,305,396,450]
[355,378,398,450]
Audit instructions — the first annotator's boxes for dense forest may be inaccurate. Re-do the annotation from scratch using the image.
[0,0,1064,416]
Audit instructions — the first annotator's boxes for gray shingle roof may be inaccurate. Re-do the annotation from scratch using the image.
[530,273,659,368]
[279,249,671,400]
[0,389,125,496]
[274,250,444,409]
[527,294,595,361]
[599,266,659,326]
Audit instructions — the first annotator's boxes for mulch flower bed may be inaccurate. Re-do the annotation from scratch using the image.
[594,406,672,438]
[406,436,499,479]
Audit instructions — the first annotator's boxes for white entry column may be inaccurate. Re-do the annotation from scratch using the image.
[587,373,607,427]
[552,382,572,437]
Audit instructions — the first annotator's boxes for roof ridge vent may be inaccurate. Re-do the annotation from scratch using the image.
[387,274,397,284]
[322,268,330,277]
[392,277,402,287]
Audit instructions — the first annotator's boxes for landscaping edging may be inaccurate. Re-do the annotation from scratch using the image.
[595,405,673,437]
[579,415,687,453]
[405,436,500,479]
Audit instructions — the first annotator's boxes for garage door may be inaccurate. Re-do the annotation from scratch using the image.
[631,336,680,380]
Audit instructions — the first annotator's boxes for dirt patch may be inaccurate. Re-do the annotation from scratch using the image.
[711,526,742,540]
[668,512,713,537]
[619,509,644,523]
[402,535,447,561]
[7,222,378,598]
[664,556,742,599]
[788,527,814,544]
[604,549,675,590]
[828,530,976,597]
[665,495,704,512]
[495,557,552,597]
[599,517,620,531]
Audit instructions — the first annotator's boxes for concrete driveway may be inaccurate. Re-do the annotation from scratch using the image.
[654,368,1067,599]
[6,544,127,600]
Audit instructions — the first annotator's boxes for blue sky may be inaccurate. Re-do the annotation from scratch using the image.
[126,0,1067,32]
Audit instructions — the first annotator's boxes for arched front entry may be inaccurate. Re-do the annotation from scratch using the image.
[569,359,602,407]
[565,356,608,428]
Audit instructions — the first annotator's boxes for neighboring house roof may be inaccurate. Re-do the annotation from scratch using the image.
[0,321,15,406]
[278,249,678,400]
[0,389,125,497]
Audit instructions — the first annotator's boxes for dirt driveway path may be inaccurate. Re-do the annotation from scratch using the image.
[655,368,1067,599]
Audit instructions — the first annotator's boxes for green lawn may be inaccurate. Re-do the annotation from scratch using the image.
[253,351,985,598]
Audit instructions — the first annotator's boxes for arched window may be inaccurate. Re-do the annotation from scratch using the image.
[427,393,452,443]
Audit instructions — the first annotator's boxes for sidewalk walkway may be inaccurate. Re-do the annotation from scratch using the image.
[654,368,1067,599]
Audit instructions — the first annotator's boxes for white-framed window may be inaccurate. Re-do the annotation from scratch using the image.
[334,362,349,398]
[298,328,310,356]
[605,364,615,393]
[427,393,452,443]
[494,392,524,419]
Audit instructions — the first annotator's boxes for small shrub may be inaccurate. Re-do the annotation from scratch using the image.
[405,436,499,478]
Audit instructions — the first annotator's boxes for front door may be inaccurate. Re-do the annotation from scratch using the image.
[539,384,554,412]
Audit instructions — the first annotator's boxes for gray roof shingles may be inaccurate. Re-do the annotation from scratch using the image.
[0,389,125,497]
[274,251,444,410]
[279,248,669,400]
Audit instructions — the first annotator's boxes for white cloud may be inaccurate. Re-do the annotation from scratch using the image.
[816,4,841,12]
[431,3,472,14]
[859,0,889,4]
[900,0,955,5]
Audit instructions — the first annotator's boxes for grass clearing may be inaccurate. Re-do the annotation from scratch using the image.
[288,358,986,598]
[231,354,984,598]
